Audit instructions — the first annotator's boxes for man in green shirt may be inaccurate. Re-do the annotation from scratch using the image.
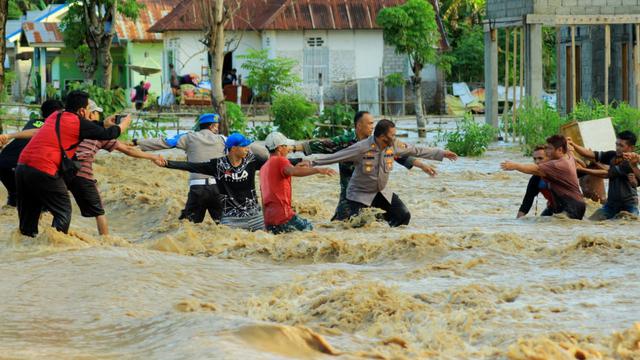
[294,111,436,221]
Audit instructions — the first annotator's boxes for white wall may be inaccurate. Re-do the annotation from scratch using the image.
[227,30,262,81]
[164,31,208,78]
[354,30,384,79]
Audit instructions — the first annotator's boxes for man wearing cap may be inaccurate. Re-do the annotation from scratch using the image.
[260,132,336,234]
[293,111,437,221]
[3,100,163,236]
[307,119,458,227]
[135,114,267,223]
[157,133,267,231]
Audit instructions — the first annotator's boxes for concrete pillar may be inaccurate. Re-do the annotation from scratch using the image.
[525,23,544,101]
[484,28,499,127]
[39,48,47,102]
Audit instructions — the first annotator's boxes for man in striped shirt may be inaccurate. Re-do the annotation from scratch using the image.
[68,101,164,235]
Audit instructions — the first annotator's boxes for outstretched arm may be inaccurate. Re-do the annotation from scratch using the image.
[309,143,363,166]
[0,128,39,144]
[115,142,164,162]
[163,159,217,177]
[284,165,336,177]
[501,161,545,177]
[567,138,596,160]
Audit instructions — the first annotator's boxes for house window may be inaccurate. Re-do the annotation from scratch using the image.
[303,37,328,84]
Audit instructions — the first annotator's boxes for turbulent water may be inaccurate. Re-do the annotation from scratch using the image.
[1,140,640,359]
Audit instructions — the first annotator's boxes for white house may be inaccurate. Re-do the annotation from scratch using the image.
[148,0,448,115]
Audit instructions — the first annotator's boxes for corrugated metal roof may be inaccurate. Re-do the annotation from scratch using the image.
[148,0,448,48]
[21,21,64,47]
[116,0,180,42]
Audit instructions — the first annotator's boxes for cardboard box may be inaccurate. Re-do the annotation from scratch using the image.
[561,117,616,154]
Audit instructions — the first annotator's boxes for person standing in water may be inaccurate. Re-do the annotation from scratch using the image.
[156,133,269,231]
[501,135,586,220]
[293,111,437,221]
[307,120,457,227]
[568,131,639,220]
[260,132,336,234]
[135,114,268,224]
[517,145,554,218]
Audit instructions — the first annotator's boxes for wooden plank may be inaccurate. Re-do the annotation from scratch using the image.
[605,24,610,113]
[503,27,510,140]
[636,24,640,108]
[527,14,640,26]
[512,28,518,142]
[571,25,577,118]
[519,27,524,144]
[482,17,524,31]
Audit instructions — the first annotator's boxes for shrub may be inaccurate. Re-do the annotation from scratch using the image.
[248,124,273,141]
[270,93,316,140]
[314,103,354,138]
[66,83,128,117]
[516,98,570,155]
[445,113,495,156]
[609,102,640,136]
[225,101,248,134]
[238,49,300,103]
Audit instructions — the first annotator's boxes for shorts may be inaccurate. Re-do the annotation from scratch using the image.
[266,214,313,234]
[589,203,639,220]
[221,209,265,232]
[68,176,105,217]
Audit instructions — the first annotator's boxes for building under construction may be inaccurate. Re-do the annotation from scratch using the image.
[484,0,640,125]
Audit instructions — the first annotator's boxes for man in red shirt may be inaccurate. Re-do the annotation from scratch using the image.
[14,91,131,237]
[259,132,336,234]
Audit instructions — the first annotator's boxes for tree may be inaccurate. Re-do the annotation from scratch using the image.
[201,0,244,135]
[238,49,300,103]
[377,0,442,137]
[61,0,141,89]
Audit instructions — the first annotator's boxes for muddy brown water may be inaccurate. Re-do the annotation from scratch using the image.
[1,141,639,359]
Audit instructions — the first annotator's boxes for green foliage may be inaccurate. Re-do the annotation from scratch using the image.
[445,113,495,156]
[248,124,274,141]
[314,104,355,138]
[238,49,300,103]
[67,83,128,117]
[448,24,484,82]
[46,84,59,100]
[270,93,316,140]
[608,102,640,136]
[377,0,441,72]
[0,71,16,103]
[8,0,48,20]
[384,73,406,88]
[225,101,248,134]
[516,98,569,155]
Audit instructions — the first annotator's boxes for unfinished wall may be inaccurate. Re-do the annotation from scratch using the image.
[487,0,640,19]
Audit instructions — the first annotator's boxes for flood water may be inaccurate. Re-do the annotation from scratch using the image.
[1,134,639,359]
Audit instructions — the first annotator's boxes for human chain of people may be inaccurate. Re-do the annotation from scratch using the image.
[0,90,638,238]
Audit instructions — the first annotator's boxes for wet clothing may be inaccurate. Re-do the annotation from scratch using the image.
[15,111,121,236]
[309,136,443,226]
[266,214,313,234]
[0,168,17,207]
[538,154,586,220]
[302,132,417,220]
[179,184,223,223]
[67,176,105,217]
[15,164,72,236]
[590,203,639,220]
[137,132,268,224]
[595,151,639,211]
[347,193,411,227]
[166,153,267,231]
[259,156,296,227]
[310,136,444,205]
[519,175,554,216]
